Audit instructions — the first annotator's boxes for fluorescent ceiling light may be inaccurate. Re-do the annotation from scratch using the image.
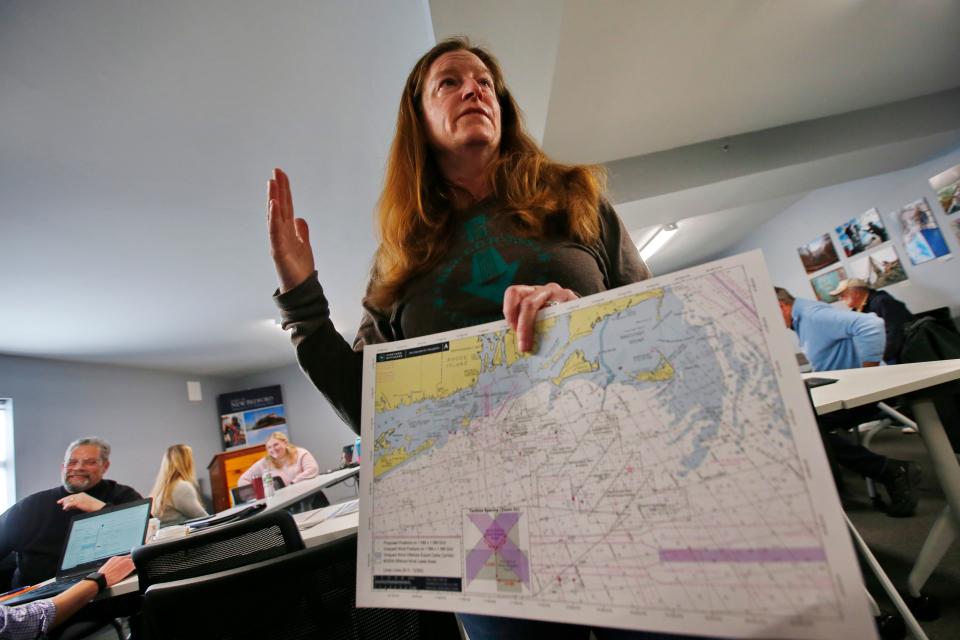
[637,223,678,262]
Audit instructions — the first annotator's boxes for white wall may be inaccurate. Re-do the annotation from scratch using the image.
[0,353,359,508]
[0,354,233,502]
[724,146,960,317]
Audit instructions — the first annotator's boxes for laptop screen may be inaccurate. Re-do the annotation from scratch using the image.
[59,498,152,575]
[231,484,257,504]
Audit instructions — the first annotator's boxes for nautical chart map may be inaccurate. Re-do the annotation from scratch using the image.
[357,251,875,639]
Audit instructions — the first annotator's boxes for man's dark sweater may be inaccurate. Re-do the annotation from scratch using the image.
[864,289,913,363]
[0,479,141,587]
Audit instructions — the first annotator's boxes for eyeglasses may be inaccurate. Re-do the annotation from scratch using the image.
[65,458,102,468]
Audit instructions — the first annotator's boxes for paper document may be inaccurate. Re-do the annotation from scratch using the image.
[357,251,876,639]
[295,499,360,531]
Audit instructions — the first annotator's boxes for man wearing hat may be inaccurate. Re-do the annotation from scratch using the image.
[775,286,921,517]
[831,278,914,364]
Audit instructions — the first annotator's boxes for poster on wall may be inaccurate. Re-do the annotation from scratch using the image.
[846,245,908,289]
[810,266,847,303]
[894,198,951,265]
[797,233,840,274]
[928,163,960,215]
[834,208,889,257]
[217,385,289,450]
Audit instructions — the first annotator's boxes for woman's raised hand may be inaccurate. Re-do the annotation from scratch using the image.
[267,168,315,293]
[502,283,578,353]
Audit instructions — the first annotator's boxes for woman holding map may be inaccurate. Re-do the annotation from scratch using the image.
[265,38,680,640]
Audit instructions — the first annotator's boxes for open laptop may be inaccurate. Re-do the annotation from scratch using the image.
[229,475,287,506]
[231,484,257,505]
[1,497,152,605]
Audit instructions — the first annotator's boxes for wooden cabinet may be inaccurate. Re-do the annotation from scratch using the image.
[207,444,265,512]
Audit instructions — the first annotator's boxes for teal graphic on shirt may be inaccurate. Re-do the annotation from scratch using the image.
[461,249,519,303]
[431,213,551,326]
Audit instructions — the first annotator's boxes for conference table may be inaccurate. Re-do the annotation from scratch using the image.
[103,467,360,599]
[805,359,960,640]
[265,465,359,512]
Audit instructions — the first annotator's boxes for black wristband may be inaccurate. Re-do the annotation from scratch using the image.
[84,571,108,594]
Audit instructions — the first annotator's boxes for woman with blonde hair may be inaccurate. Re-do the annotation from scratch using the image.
[238,431,319,487]
[149,444,208,525]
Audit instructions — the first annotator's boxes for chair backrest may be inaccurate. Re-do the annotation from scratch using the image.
[132,508,304,593]
[137,533,459,640]
[912,307,960,335]
[902,315,960,364]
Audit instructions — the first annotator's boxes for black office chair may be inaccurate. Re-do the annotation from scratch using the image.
[49,619,125,640]
[137,533,460,640]
[132,509,304,593]
[910,306,960,336]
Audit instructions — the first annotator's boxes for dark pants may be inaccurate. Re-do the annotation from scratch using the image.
[817,406,889,479]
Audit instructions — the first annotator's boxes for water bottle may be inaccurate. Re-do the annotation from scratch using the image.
[146,517,160,543]
[354,436,362,463]
[262,471,275,498]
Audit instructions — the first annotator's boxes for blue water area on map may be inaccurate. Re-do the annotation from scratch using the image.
[375,288,741,478]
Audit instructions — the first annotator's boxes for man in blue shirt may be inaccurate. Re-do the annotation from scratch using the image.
[777,287,885,370]
[776,287,921,517]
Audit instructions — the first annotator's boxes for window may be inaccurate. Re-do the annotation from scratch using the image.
[0,399,14,512]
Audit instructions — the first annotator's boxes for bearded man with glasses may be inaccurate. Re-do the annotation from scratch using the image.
[0,437,141,588]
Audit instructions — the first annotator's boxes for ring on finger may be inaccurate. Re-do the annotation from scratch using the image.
[546,300,560,307]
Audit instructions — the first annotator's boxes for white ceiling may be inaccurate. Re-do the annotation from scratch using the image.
[2,1,959,376]
[543,0,960,163]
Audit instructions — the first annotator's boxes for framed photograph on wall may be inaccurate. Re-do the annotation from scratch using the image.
[810,267,847,303]
[894,198,951,265]
[846,245,908,289]
[797,233,840,274]
[835,208,889,257]
[929,163,960,216]
[217,385,289,450]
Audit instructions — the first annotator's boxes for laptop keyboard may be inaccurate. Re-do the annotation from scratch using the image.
[22,575,85,599]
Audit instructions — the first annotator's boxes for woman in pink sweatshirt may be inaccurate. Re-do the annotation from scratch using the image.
[238,432,320,487]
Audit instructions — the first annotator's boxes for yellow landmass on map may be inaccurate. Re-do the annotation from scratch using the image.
[498,316,558,368]
[489,334,506,371]
[634,352,675,382]
[374,336,483,412]
[374,428,395,453]
[373,438,435,478]
[502,330,529,366]
[537,316,559,338]
[568,289,664,343]
[551,350,599,385]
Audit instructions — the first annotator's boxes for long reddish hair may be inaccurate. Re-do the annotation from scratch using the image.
[367,37,605,308]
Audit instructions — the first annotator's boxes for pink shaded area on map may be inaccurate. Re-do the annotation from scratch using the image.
[660,547,827,563]
[465,512,529,586]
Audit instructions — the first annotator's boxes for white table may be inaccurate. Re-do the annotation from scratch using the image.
[297,504,359,547]
[264,466,359,512]
[804,361,960,535]
[805,359,960,636]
